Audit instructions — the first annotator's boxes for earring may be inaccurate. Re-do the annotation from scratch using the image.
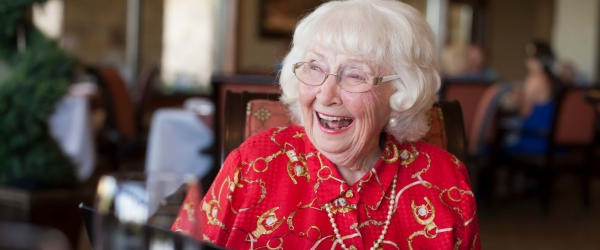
[389,117,398,127]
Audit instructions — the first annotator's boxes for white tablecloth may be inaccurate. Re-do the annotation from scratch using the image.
[145,109,213,178]
[144,109,214,208]
[48,95,96,181]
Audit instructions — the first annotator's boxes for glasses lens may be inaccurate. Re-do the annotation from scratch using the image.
[340,68,373,93]
[295,62,326,86]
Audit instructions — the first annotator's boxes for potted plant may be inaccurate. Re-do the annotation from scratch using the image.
[0,0,76,190]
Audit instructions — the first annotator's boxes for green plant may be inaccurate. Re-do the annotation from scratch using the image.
[0,0,76,189]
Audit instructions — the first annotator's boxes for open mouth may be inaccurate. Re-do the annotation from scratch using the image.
[316,112,354,131]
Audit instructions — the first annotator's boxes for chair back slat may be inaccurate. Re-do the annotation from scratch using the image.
[245,99,293,139]
[554,89,597,145]
[442,82,492,144]
[92,67,137,138]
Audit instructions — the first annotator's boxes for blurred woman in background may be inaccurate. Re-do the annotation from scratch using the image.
[500,41,563,154]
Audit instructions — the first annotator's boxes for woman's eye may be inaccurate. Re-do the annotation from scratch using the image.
[310,65,322,71]
[349,74,364,80]
[346,72,366,82]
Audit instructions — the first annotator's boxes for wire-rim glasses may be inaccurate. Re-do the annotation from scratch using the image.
[293,61,401,93]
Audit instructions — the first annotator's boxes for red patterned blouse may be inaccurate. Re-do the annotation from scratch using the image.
[172,125,480,250]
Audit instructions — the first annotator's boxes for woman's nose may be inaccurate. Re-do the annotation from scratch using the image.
[317,74,342,106]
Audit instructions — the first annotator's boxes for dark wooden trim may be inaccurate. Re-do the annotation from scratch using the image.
[437,100,468,162]
[203,76,279,190]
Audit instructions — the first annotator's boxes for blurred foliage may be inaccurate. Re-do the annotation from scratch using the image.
[0,0,76,189]
[0,0,46,58]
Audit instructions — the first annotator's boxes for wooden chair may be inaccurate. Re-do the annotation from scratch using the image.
[86,66,149,170]
[219,91,467,166]
[441,80,494,151]
[209,75,280,165]
[203,76,279,191]
[91,67,137,138]
[490,87,598,211]
[552,88,598,208]
[134,66,160,133]
[468,83,513,155]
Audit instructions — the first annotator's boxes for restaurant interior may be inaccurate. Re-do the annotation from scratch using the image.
[1,0,599,249]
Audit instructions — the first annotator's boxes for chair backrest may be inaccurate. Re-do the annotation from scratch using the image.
[134,66,160,131]
[441,81,493,147]
[468,84,513,155]
[211,75,280,165]
[222,91,467,165]
[554,88,597,145]
[221,91,280,164]
[433,101,468,161]
[245,99,294,138]
[89,67,137,138]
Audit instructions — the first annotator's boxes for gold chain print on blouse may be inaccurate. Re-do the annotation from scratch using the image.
[173,193,197,235]
[201,163,269,231]
[388,141,478,250]
[193,127,478,249]
[407,197,438,250]
[252,207,285,239]
[285,143,310,184]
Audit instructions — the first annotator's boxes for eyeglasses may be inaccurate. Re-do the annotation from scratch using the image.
[293,61,401,93]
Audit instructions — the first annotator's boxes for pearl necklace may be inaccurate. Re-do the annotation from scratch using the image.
[325,173,398,250]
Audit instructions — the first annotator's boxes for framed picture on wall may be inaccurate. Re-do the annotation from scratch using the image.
[259,0,323,38]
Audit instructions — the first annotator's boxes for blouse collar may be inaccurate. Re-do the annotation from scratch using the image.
[304,133,401,210]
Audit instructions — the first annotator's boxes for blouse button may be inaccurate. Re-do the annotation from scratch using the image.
[348,245,357,250]
[266,216,277,226]
[418,207,427,216]
[400,150,410,159]
[337,198,347,207]
[294,165,304,175]
[211,207,218,218]
[345,190,353,198]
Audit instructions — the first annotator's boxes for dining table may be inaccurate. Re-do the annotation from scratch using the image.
[144,98,215,201]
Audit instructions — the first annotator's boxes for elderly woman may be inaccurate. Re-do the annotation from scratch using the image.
[173,0,479,249]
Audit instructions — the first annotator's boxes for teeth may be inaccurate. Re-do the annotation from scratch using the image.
[317,113,348,121]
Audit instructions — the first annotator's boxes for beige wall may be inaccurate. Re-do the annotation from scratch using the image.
[237,0,289,74]
[409,0,428,15]
[61,0,126,64]
[486,0,554,81]
[59,0,567,82]
[139,0,164,74]
[553,0,599,81]
[61,0,162,76]
[235,0,429,74]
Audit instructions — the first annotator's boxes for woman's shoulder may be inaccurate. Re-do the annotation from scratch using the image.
[403,140,469,183]
[240,125,304,146]
[411,140,460,161]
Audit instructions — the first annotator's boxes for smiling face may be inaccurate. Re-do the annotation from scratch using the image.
[298,47,394,169]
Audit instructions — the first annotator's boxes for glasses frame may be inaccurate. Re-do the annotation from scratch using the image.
[292,62,402,93]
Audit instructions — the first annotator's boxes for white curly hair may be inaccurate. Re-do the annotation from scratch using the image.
[279,0,440,143]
